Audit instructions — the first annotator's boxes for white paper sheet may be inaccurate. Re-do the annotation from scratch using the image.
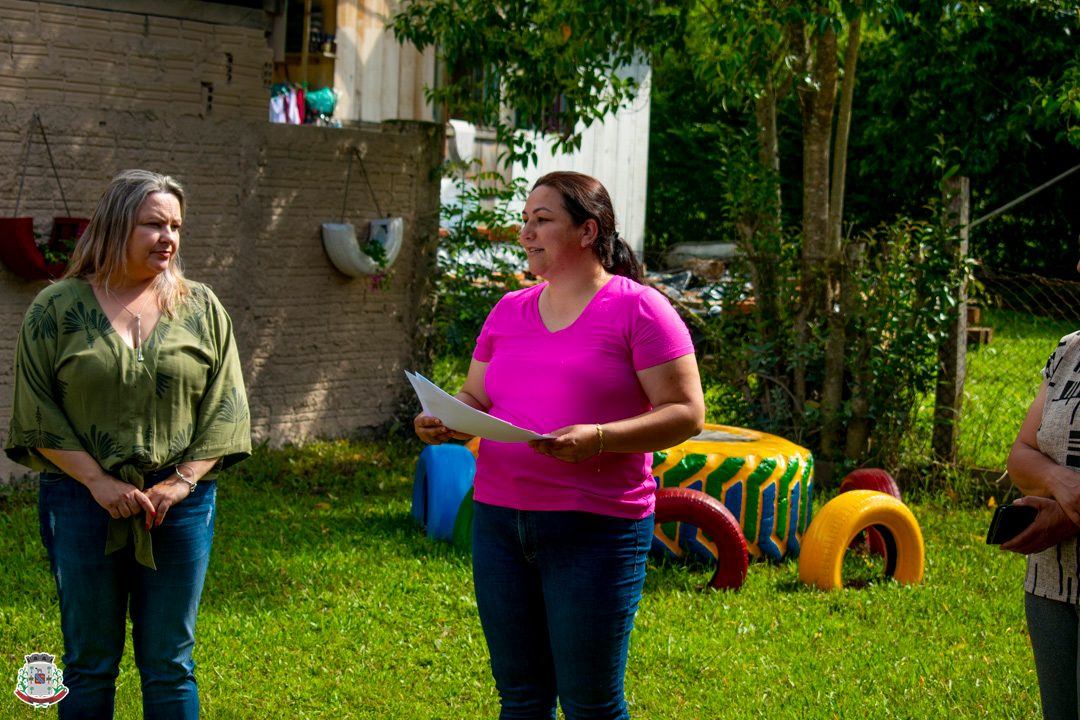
[405,371,553,443]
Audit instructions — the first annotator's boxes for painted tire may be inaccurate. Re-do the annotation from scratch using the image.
[652,424,814,562]
[654,488,748,590]
[798,490,924,590]
[840,468,901,498]
[411,444,476,542]
[840,469,901,556]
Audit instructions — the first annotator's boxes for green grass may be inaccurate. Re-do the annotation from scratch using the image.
[0,439,1041,718]
[957,308,1074,470]
[898,307,1073,482]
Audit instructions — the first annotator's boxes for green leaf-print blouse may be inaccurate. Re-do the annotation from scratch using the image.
[5,278,251,476]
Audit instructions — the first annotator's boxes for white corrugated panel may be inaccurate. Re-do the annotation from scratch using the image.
[510,60,652,260]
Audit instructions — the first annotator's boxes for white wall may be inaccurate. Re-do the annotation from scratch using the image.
[509,60,652,260]
[334,0,437,123]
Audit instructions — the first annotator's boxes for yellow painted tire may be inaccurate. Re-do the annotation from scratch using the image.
[798,490,924,590]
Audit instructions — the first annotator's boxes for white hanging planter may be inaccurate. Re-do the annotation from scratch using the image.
[323,146,404,278]
[322,217,404,277]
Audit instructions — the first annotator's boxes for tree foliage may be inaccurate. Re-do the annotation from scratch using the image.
[391,0,683,162]
[847,1,1080,277]
[394,0,1075,477]
[423,166,529,360]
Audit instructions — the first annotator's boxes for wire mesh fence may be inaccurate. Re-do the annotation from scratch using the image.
[956,265,1080,472]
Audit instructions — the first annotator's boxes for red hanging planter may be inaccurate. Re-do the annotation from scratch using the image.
[1,113,89,281]
[0,216,87,280]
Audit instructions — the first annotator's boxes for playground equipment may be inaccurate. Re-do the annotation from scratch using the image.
[797,490,925,590]
[412,423,815,590]
[838,468,903,556]
[412,428,924,592]
[839,468,901,498]
[654,487,747,590]
[650,424,814,564]
[411,443,474,544]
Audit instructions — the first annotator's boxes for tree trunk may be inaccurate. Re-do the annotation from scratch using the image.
[843,242,871,460]
[932,177,971,463]
[827,14,860,251]
[794,20,838,426]
[822,14,862,458]
[748,80,783,345]
[756,76,783,234]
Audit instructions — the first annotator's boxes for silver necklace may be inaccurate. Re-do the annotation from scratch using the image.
[118,291,150,362]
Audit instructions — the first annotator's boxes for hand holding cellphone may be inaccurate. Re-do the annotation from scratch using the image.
[986,503,1039,545]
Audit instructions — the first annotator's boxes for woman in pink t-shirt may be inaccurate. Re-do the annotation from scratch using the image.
[416,172,704,719]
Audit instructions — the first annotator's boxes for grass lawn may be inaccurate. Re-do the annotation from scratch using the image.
[0,439,1041,719]
[957,308,1075,471]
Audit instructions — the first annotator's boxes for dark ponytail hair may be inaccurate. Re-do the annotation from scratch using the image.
[532,171,643,283]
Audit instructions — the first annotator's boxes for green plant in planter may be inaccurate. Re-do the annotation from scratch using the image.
[363,234,390,290]
[362,235,389,270]
[40,234,77,267]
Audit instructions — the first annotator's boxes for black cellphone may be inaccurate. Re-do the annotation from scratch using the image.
[986,504,1039,545]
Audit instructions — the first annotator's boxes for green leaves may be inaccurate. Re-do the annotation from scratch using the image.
[392,0,682,162]
[425,164,528,358]
[1037,58,1080,147]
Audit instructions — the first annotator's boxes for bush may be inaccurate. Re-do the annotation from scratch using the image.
[423,164,529,362]
[693,207,967,478]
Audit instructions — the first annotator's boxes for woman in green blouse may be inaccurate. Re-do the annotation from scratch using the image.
[6,169,251,719]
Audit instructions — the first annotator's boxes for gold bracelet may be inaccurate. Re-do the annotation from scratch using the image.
[596,424,605,455]
[175,464,197,495]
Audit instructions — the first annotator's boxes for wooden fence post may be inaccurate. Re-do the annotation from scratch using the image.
[932,176,970,463]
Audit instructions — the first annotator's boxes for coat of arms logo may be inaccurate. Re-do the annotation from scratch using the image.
[14,652,68,707]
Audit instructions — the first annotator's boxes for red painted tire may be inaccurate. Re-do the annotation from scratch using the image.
[654,488,749,591]
[840,469,901,555]
[839,469,901,499]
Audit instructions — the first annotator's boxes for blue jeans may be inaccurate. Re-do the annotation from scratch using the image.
[1026,591,1080,720]
[471,501,652,720]
[39,472,216,720]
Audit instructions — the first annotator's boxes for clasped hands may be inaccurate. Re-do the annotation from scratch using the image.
[86,474,192,529]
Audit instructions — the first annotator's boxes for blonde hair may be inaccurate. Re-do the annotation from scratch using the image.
[64,169,191,316]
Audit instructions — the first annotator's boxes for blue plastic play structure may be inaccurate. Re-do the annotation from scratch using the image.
[411,444,475,542]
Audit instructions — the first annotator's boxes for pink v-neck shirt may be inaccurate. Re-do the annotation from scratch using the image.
[472,275,695,519]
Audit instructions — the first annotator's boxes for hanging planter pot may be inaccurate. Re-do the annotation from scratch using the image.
[0,216,88,280]
[322,217,403,277]
[0,113,89,281]
[321,147,405,278]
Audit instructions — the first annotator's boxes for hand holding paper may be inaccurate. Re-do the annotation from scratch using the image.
[405,371,553,443]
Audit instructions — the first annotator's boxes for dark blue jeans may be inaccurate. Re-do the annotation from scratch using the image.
[39,472,216,720]
[471,501,653,720]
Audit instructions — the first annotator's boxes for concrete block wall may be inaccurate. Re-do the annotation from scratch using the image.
[0,0,443,480]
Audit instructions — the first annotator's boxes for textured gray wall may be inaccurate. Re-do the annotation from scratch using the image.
[0,0,443,479]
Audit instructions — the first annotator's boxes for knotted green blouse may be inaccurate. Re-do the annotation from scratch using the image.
[5,278,252,478]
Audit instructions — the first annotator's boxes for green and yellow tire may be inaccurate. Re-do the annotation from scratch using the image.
[451,486,475,552]
[798,490,924,590]
[652,423,814,562]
